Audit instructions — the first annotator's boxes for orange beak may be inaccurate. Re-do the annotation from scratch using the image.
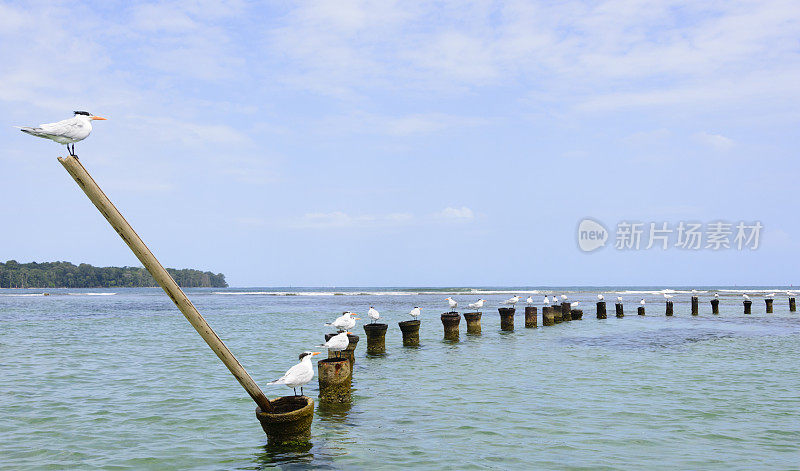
[311,352,321,356]
[353,317,361,320]
[91,116,107,120]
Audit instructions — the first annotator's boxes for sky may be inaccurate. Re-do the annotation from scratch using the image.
[1,0,799,287]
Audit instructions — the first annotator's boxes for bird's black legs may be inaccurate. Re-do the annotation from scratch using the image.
[66,144,78,158]
[300,387,304,396]
[293,387,298,396]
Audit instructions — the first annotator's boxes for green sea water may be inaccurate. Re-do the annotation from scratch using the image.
[1,287,799,469]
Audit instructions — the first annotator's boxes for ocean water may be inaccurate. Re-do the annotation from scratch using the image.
[1,287,799,470]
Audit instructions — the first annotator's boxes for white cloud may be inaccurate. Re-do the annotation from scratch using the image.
[694,132,735,151]
[436,206,475,221]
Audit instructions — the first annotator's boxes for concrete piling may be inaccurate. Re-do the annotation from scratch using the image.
[398,320,421,346]
[691,296,699,316]
[615,303,624,318]
[542,306,555,326]
[498,307,515,331]
[441,312,461,341]
[570,309,583,320]
[665,301,674,316]
[363,323,388,355]
[256,396,315,446]
[463,312,482,334]
[790,297,796,312]
[560,302,571,322]
[317,357,351,403]
[524,306,537,328]
[325,333,359,372]
[711,299,720,314]
[765,298,774,313]
[637,306,645,316]
[596,301,607,319]
[744,300,752,314]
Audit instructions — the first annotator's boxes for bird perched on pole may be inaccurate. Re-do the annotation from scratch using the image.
[445,297,458,311]
[597,294,604,301]
[317,331,351,358]
[267,351,320,396]
[526,296,534,306]
[367,306,381,323]
[468,299,486,311]
[502,295,520,308]
[543,296,550,305]
[17,111,107,158]
[325,311,359,332]
[742,294,750,300]
[409,306,422,319]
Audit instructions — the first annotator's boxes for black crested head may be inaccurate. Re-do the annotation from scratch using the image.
[74,111,91,116]
[299,352,312,360]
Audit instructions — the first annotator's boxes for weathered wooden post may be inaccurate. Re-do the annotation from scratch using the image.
[790,297,797,312]
[570,309,583,320]
[665,301,674,316]
[596,301,607,319]
[56,156,310,443]
[317,357,351,403]
[765,298,774,313]
[711,299,720,314]
[615,303,624,318]
[743,300,752,314]
[691,296,699,316]
[363,323,388,355]
[560,302,571,323]
[398,320,421,346]
[553,305,563,323]
[637,306,645,316]
[463,312,482,334]
[441,312,460,341]
[542,306,555,326]
[524,306,537,328]
[498,307,515,331]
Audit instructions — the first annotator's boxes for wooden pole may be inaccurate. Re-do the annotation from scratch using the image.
[58,155,273,413]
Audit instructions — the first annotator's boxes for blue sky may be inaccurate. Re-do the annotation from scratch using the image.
[1,0,799,287]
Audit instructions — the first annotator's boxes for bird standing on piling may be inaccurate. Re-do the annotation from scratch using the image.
[571,301,580,308]
[445,297,458,310]
[617,296,623,302]
[561,295,568,301]
[663,293,674,299]
[325,312,359,332]
[368,306,381,323]
[317,331,351,358]
[543,296,550,305]
[597,294,604,301]
[502,295,520,308]
[17,111,107,157]
[714,293,719,299]
[640,298,646,305]
[742,294,750,300]
[767,292,776,298]
[267,351,320,396]
[468,299,486,311]
[409,306,422,319]
[526,296,534,305]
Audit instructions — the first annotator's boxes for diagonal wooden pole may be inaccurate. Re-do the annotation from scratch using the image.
[58,155,273,413]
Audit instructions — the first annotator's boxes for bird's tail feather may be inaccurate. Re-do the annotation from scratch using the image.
[17,126,43,135]
[267,378,284,385]
[324,322,333,326]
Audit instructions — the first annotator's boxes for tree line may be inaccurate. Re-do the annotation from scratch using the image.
[0,260,228,288]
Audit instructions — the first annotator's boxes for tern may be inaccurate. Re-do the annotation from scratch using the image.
[409,306,422,318]
[543,296,550,305]
[663,293,674,299]
[743,294,750,300]
[468,299,486,310]
[17,111,107,157]
[267,351,320,396]
[767,293,776,298]
[617,296,623,302]
[502,295,520,308]
[325,312,359,332]
[367,306,381,323]
[571,301,580,308]
[560,294,568,301]
[445,297,458,311]
[597,294,604,301]
[526,296,534,306]
[714,293,719,299]
[640,298,646,305]
[317,331,351,358]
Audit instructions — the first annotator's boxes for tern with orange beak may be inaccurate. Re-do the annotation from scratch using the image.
[17,111,107,157]
[267,351,320,396]
[317,331,351,358]
[325,311,359,332]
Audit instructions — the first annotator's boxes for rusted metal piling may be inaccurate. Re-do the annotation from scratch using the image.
[317,358,351,403]
[665,301,674,316]
[744,300,752,314]
[398,320,421,346]
[571,309,583,320]
[637,306,645,316]
[524,306,537,328]
[56,156,305,440]
[615,303,624,318]
[765,298,774,313]
[711,299,720,314]
[363,323,388,355]
[441,312,460,341]
[463,312,482,334]
[791,297,797,312]
[691,296,699,315]
[542,306,555,326]
[498,307,515,331]
[325,333,359,373]
[596,301,607,319]
[559,302,570,322]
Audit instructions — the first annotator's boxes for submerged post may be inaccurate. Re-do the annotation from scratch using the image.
[744,300,752,314]
[399,320,421,346]
[542,306,555,326]
[570,309,583,320]
[691,296,699,315]
[363,323,388,355]
[524,306,537,327]
[711,299,720,314]
[498,307,515,331]
[637,306,645,316]
[596,301,607,319]
[790,297,797,312]
[615,303,624,318]
[58,155,273,413]
[560,302,571,322]
[463,312,482,334]
[765,298,774,313]
[665,301,674,316]
[441,312,461,341]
